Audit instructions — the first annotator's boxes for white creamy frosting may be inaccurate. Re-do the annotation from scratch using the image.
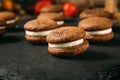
[26,30,52,36]
[86,28,112,35]
[0,26,5,29]
[48,39,84,48]
[57,21,64,26]
[6,20,15,24]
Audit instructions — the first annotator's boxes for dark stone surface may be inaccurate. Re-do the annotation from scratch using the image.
[0,15,120,80]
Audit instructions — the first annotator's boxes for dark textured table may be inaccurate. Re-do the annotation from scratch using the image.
[0,15,120,80]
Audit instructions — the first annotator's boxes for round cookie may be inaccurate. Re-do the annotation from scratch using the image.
[0,19,6,36]
[41,5,63,14]
[38,12,65,27]
[79,9,113,19]
[78,17,114,42]
[24,18,58,43]
[47,27,89,56]
[0,11,16,29]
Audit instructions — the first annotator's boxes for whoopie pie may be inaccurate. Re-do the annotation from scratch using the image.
[24,18,58,43]
[38,12,65,27]
[79,9,113,19]
[0,19,6,36]
[41,5,63,14]
[47,27,89,56]
[78,17,114,42]
[0,11,16,29]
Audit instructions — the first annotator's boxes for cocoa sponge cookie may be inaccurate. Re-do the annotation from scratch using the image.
[47,27,89,56]
[24,18,58,43]
[41,5,63,14]
[79,9,113,19]
[0,11,17,29]
[0,19,6,36]
[38,12,65,27]
[78,17,114,42]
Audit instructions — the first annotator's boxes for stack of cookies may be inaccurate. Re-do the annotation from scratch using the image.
[24,21,89,56]
[24,4,90,57]
[47,27,89,56]
[24,18,58,43]
[79,8,114,42]
[24,7,115,57]
[24,5,65,43]
[0,11,17,29]
[0,11,17,36]
[37,12,65,27]
[78,17,114,42]
[0,19,6,36]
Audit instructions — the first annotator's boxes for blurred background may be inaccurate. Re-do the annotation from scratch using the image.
[0,0,119,15]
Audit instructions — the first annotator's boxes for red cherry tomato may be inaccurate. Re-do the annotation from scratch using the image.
[34,1,51,14]
[63,3,78,17]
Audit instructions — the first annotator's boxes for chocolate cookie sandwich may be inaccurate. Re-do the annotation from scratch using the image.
[79,9,113,19]
[78,17,114,42]
[0,11,16,29]
[38,12,65,27]
[47,27,89,56]
[0,19,6,36]
[41,5,63,15]
[24,18,58,43]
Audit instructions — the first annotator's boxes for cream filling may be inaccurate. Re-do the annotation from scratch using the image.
[57,21,64,26]
[48,39,84,48]
[6,19,15,24]
[0,26,5,29]
[86,28,112,35]
[26,30,52,36]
